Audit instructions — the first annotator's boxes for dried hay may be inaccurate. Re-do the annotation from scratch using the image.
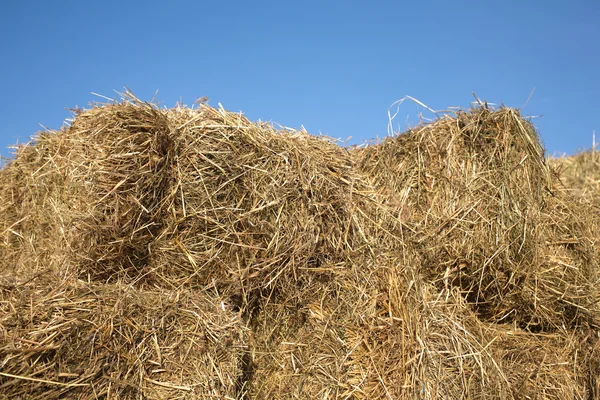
[245,253,413,399]
[0,95,599,399]
[355,107,600,332]
[0,133,82,277]
[549,149,600,232]
[549,149,600,199]
[0,94,406,398]
[151,103,390,295]
[412,284,590,399]
[0,96,388,291]
[335,269,594,399]
[0,271,247,399]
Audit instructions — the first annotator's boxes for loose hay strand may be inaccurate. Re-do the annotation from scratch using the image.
[0,372,90,387]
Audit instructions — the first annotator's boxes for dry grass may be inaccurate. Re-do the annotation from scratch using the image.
[1,93,598,399]
[355,108,599,332]
[0,271,247,399]
[549,149,600,230]
[550,149,600,197]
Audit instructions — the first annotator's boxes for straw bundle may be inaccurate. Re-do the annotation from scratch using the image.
[356,107,600,332]
[1,95,598,399]
[0,272,247,399]
[151,102,391,295]
[411,284,590,399]
[550,149,600,199]
[549,150,600,232]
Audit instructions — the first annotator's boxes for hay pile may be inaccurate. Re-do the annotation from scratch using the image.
[356,108,599,331]
[549,149,600,226]
[1,94,599,399]
[354,107,600,398]
[550,149,600,196]
[0,274,247,399]
[0,94,406,398]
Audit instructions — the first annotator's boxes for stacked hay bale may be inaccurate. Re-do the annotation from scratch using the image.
[355,106,600,398]
[0,95,416,398]
[550,149,600,199]
[549,149,600,231]
[0,274,247,399]
[356,107,599,331]
[0,95,598,399]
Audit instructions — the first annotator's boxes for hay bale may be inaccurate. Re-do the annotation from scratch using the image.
[355,107,600,332]
[246,283,352,398]
[0,101,175,280]
[151,103,389,296]
[0,272,247,399]
[244,255,408,399]
[0,134,81,277]
[549,150,600,200]
[1,96,598,399]
[338,269,592,399]
[412,284,588,399]
[549,150,600,231]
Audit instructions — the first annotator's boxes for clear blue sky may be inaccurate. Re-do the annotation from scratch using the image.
[1,1,598,158]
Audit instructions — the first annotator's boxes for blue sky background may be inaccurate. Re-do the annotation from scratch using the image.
[1,0,598,159]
